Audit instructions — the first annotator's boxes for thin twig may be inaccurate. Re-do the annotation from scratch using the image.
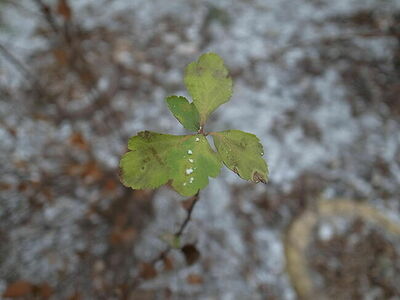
[130,191,201,291]
[4,0,43,18]
[32,0,60,34]
[0,43,42,87]
[175,191,200,236]
[266,31,399,62]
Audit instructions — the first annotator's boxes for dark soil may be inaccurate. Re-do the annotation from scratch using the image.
[309,218,400,299]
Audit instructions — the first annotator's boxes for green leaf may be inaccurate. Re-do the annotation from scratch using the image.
[165,95,200,131]
[120,53,270,197]
[211,130,268,183]
[167,134,222,196]
[184,53,232,125]
[120,132,222,196]
[120,131,181,190]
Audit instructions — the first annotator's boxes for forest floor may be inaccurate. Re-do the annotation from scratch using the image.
[1,0,400,299]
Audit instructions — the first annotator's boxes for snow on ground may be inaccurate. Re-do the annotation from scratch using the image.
[0,0,400,299]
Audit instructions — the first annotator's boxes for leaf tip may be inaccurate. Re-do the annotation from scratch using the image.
[252,171,268,184]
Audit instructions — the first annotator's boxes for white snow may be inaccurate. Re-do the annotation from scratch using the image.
[1,0,400,298]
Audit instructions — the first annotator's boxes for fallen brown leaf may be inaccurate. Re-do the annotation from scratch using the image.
[0,182,12,191]
[57,0,72,20]
[139,263,157,280]
[110,227,137,245]
[36,283,53,299]
[69,132,88,150]
[103,178,118,192]
[68,292,82,300]
[181,244,200,266]
[163,256,174,271]
[186,273,203,285]
[3,280,33,298]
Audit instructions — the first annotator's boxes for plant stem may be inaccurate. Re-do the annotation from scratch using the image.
[32,0,60,34]
[131,191,201,291]
[175,191,200,236]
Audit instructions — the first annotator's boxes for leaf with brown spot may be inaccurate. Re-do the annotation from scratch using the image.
[120,132,221,196]
[253,171,267,183]
[120,132,181,190]
[212,130,268,183]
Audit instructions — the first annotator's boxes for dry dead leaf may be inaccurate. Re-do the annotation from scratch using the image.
[81,162,103,183]
[110,227,137,245]
[14,160,28,169]
[53,48,68,65]
[68,292,82,300]
[17,182,28,192]
[66,161,103,183]
[69,132,88,150]
[163,256,174,271]
[57,0,72,20]
[0,182,12,191]
[103,178,118,192]
[181,244,200,266]
[2,280,33,298]
[36,283,53,299]
[139,263,157,280]
[186,273,203,285]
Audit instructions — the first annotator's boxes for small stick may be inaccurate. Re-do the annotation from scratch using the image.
[32,0,60,34]
[0,43,41,87]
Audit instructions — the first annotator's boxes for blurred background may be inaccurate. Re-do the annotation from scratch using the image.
[1,0,400,299]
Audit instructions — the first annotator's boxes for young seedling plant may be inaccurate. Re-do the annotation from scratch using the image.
[120,52,269,287]
[120,52,269,197]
